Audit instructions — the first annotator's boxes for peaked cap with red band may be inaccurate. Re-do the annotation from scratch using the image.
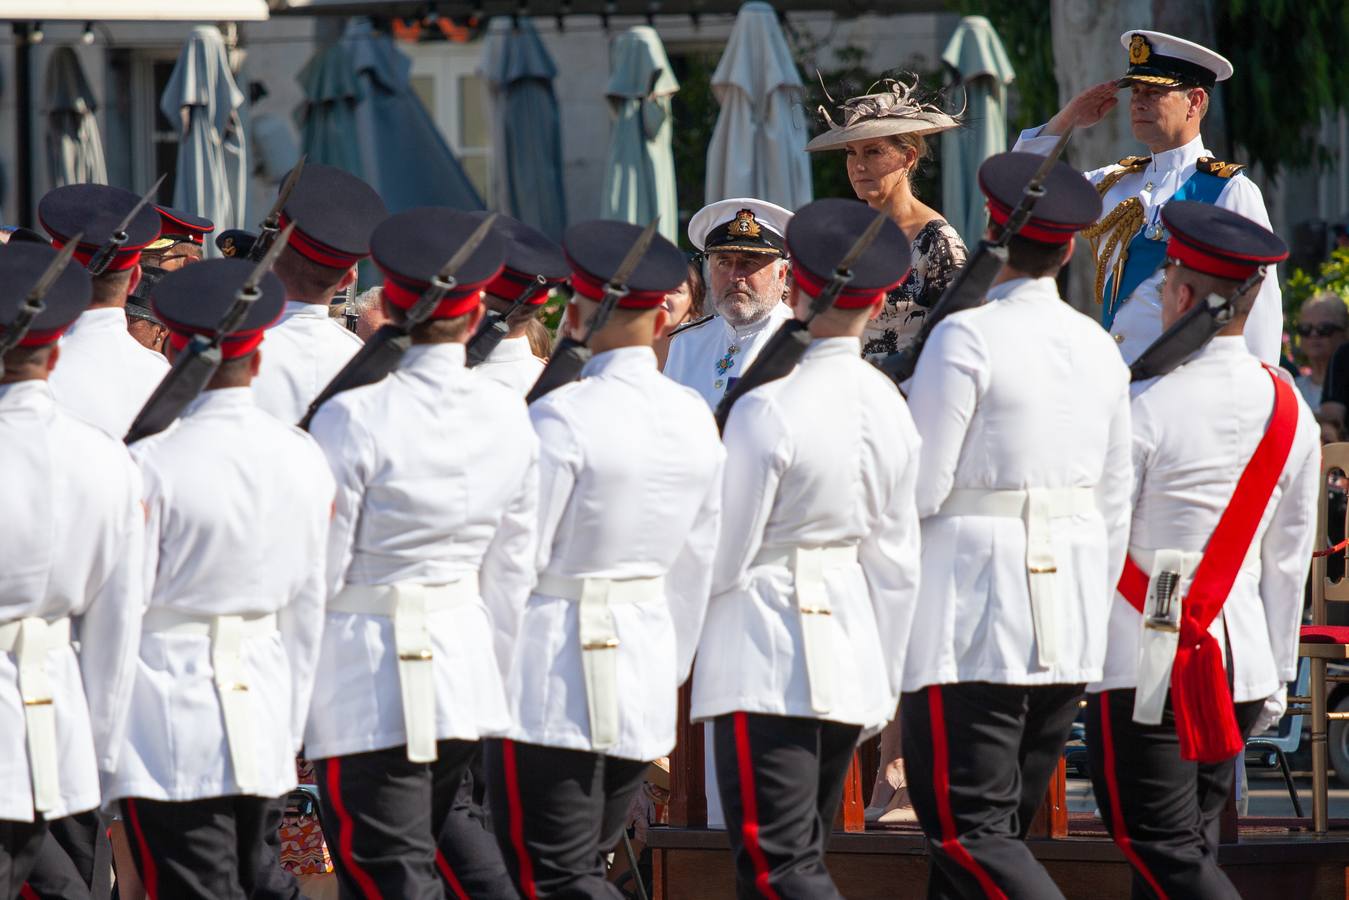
[471,212,569,307]
[0,242,93,347]
[979,151,1102,245]
[151,258,286,359]
[563,220,686,310]
[278,163,388,269]
[370,207,507,320]
[786,198,909,309]
[38,183,161,273]
[148,206,214,250]
[1160,200,1287,281]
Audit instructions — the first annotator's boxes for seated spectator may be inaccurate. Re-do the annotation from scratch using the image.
[1295,292,1349,406]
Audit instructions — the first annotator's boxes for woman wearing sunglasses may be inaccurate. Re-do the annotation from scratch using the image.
[1295,292,1349,407]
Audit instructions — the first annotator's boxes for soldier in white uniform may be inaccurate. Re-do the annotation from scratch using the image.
[38,184,169,438]
[252,163,388,424]
[663,198,793,409]
[487,219,723,899]
[1087,202,1317,899]
[0,244,143,899]
[306,208,537,900]
[1015,31,1281,365]
[691,198,920,899]
[902,153,1133,899]
[468,213,569,394]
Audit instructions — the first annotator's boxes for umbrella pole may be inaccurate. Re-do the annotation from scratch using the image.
[14,22,35,225]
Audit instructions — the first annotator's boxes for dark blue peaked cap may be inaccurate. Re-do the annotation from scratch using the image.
[0,242,93,346]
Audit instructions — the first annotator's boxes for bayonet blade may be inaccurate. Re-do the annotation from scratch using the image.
[262,155,307,230]
[435,213,500,284]
[242,223,295,294]
[24,233,82,306]
[609,217,660,291]
[1029,126,1074,187]
[835,209,888,275]
[113,174,165,239]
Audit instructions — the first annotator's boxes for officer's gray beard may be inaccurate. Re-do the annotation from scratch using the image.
[714,287,780,330]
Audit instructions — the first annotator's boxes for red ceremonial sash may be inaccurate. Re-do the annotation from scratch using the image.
[1117,366,1298,763]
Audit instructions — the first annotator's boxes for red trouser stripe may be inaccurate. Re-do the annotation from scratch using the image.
[500,740,538,900]
[732,712,783,900]
[323,757,385,899]
[926,686,1009,900]
[434,849,469,900]
[1098,691,1171,900]
[123,799,159,900]
[20,884,39,900]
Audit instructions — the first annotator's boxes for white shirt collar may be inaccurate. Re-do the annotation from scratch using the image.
[0,379,52,411]
[582,345,657,378]
[985,276,1059,302]
[1148,133,1208,176]
[403,342,467,370]
[282,300,335,320]
[184,386,255,418]
[68,306,130,334]
[804,336,862,359]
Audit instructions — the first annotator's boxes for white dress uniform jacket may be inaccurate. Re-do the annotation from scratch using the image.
[510,346,723,762]
[1092,337,1320,702]
[904,277,1134,690]
[476,335,545,395]
[252,301,362,424]
[0,382,143,822]
[690,337,922,736]
[306,343,539,760]
[48,307,169,438]
[1014,129,1281,365]
[663,303,794,408]
[109,388,334,804]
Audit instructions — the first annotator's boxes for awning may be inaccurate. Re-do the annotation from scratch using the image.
[0,1,269,21]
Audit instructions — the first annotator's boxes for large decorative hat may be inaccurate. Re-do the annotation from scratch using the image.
[805,75,960,153]
[1117,30,1233,89]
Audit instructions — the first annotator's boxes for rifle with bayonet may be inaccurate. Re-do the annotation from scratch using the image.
[712,210,890,433]
[248,156,307,263]
[1128,266,1264,383]
[298,213,500,430]
[86,176,165,277]
[124,224,295,444]
[525,218,659,404]
[0,237,83,374]
[466,274,549,367]
[874,127,1076,387]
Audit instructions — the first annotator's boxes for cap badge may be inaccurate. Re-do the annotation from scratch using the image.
[731,209,761,239]
[1129,34,1151,66]
[220,237,237,257]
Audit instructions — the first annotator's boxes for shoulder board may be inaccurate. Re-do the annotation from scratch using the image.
[1196,156,1245,178]
[669,313,715,338]
[1115,155,1151,169]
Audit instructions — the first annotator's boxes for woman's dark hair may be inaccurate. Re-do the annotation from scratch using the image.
[685,256,706,320]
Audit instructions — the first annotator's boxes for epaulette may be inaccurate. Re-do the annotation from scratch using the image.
[669,313,715,338]
[1196,156,1245,178]
[1116,155,1151,169]
[1096,156,1151,196]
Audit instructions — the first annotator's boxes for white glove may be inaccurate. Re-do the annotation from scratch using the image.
[1252,686,1288,735]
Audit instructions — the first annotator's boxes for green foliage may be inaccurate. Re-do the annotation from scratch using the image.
[949,0,1057,132]
[1284,248,1349,328]
[669,51,721,250]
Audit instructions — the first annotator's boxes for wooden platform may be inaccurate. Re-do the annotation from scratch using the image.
[646,817,1349,899]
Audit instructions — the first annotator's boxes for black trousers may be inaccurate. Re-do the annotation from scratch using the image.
[119,794,289,900]
[1,819,46,900]
[1085,689,1264,900]
[313,739,476,900]
[483,739,648,899]
[901,682,1084,900]
[712,712,861,900]
[436,751,516,899]
[252,796,301,900]
[20,812,97,899]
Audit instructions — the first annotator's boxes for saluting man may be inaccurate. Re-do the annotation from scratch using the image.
[902,153,1133,899]
[692,198,922,900]
[663,198,793,408]
[252,163,388,424]
[0,244,144,900]
[487,220,724,898]
[305,209,537,900]
[109,259,335,900]
[38,184,169,437]
[1087,202,1318,899]
[1015,31,1282,365]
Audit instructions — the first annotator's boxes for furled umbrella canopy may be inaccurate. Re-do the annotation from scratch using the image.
[480,17,567,241]
[295,38,365,177]
[941,15,1016,246]
[161,26,249,252]
[45,47,107,187]
[704,1,811,210]
[600,26,679,243]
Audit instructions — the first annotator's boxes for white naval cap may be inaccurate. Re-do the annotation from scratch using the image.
[1118,30,1233,88]
[687,198,792,256]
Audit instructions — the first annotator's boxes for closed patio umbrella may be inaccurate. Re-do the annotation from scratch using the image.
[44,47,107,187]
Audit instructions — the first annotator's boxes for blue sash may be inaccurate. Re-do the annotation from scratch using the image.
[1101,168,1229,329]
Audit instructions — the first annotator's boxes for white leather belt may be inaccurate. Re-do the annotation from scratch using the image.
[534,573,663,751]
[936,487,1097,669]
[329,576,479,763]
[142,607,277,793]
[0,616,71,815]
[751,544,859,714]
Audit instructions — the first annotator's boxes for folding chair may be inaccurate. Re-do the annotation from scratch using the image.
[1246,659,1309,817]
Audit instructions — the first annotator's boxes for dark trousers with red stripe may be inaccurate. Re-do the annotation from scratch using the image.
[119,794,292,900]
[19,822,90,900]
[711,712,861,900]
[901,682,1085,900]
[313,739,478,900]
[436,752,518,899]
[1,819,46,900]
[482,739,649,899]
[1085,690,1263,900]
